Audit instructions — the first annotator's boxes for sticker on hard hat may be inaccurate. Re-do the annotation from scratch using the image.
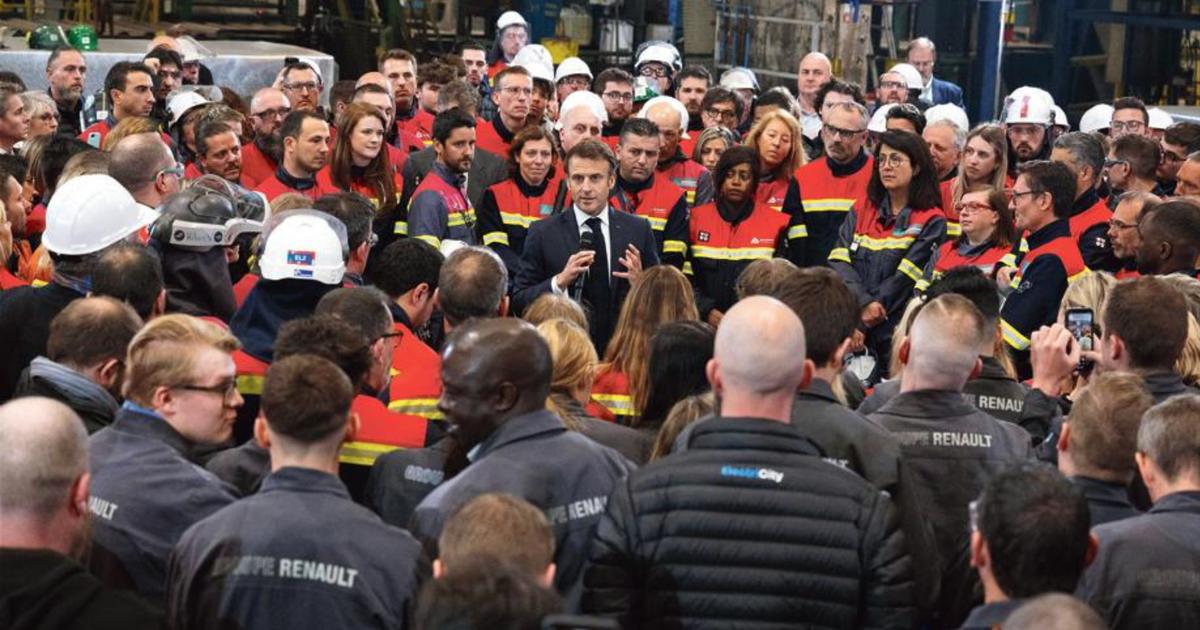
[287,250,316,265]
[294,269,314,278]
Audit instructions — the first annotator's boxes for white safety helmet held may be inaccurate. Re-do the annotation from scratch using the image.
[638,95,689,133]
[720,67,759,93]
[636,44,681,74]
[557,90,608,128]
[258,210,348,285]
[925,103,970,131]
[1052,105,1070,130]
[1005,92,1055,126]
[1148,107,1174,131]
[497,10,528,31]
[43,174,158,256]
[868,103,896,134]
[167,91,210,129]
[555,57,593,83]
[888,63,924,90]
[1079,103,1114,134]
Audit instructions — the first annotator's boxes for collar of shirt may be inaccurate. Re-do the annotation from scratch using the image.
[1071,187,1102,216]
[432,161,467,190]
[881,389,980,419]
[1150,490,1200,515]
[492,115,515,142]
[798,377,839,404]
[1071,475,1136,508]
[275,165,316,191]
[876,195,914,230]
[920,77,934,102]
[115,401,194,458]
[573,205,609,231]
[1025,218,1072,250]
[616,172,654,196]
[828,148,870,177]
[473,409,567,461]
[260,466,351,498]
[516,171,552,197]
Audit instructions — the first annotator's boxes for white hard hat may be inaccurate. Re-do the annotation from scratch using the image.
[557,90,607,128]
[1005,91,1054,125]
[258,210,347,285]
[720,67,759,93]
[868,103,896,134]
[555,57,593,83]
[925,103,970,131]
[636,44,680,74]
[1148,107,1174,130]
[518,61,554,84]
[497,10,528,31]
[43,175,157,256]
[1004,86,1055,114]
[1079,103,1114,133]
[888,63,924,90]
[1052,105,1069,130]
[639,95,689,133]
[167,91,210,129]
[511,44,553,72]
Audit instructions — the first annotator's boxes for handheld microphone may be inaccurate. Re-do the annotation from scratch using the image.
[570,228,596,302]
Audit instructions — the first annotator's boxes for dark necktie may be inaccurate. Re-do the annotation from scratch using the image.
[584,216,611,303]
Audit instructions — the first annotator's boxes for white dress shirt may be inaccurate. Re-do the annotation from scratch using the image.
[552,204,613,293]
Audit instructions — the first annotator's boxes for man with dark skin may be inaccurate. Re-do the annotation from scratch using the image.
[410,318,632,600]
[1134,199,1200,276]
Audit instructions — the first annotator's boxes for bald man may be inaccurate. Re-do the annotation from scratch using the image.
[409,318,632,602]
[867,294,1034,626]
[0,397,164,627]
[243,87,291,186]
[108,132,180,211]
[642,99,714,208]
[583,296,915,628]
[796,52,832,140]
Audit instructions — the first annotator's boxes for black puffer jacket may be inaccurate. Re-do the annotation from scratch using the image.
[582,416,914,629]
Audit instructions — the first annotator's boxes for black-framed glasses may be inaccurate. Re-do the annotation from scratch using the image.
[823,123,866,140]
[603,91,634,103]
[1104,158,1128,169]
[1108,218,1138,231]
[173,379,238,399]
[157,163,185,179]
[253,107,290,119]
[639,65,669,79]
[705,107,737,121]
[1011,189,1044,200]
[285,82,321,93]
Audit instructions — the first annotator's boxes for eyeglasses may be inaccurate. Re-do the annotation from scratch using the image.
[879,80,907,90]
[1011,189,1044,200]
[877,153,910,168]
[823,123,866,140]
[1103,158,1128,169]
[705,107,737,121]
[639,65,669,79]
[501,86,533,97]
[954,201,994,214]
[253,107,290,119]
[560,76,590,89]
[1110,120,1145,133]
[1163,150,1187,163]
[1108,218,1139,231]
[603,91,634,103]
[157,163,185,179]
[174,379,238,400]
[285,82,321,93]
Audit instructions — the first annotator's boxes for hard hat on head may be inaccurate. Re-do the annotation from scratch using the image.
[1079,103,1114,134]
[43,175,158,256]
[497,10,528,31]
[868,103,896,134]
[518,60,554,84]
[258,210,348,285]
[149,178,264,251]
[720,67,759,93]
[557,90,607,128]
[1005,91,1054,125]
[1148,107,1174,131]
[925,103,970,131]
[167,91,211,130]
[638,96,689,132]
[888,63,924,90]
[511,44,554,72]
[1052,105,1069,130]
[555,57,593,83]
[636,44,681,74]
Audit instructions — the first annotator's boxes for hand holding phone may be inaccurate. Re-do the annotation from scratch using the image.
[1065,308,1095,373]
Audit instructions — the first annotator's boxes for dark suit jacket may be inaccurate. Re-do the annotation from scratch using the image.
[931,77,965,108]
[513,207,659,352]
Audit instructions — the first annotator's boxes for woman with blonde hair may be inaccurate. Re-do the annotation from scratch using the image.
[649,392,716,461]
[744,109,806,212]
[522,293,587,329]
[537,318,651,463]
[691,126,737,174]
[942,124,1010,236]
[591,264,699,424]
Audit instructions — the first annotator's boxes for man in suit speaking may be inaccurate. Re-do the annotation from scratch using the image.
[513,139,659,352]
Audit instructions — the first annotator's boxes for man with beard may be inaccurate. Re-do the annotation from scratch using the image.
[783,101,874,267]
[1108,191,1160,278]
[142,47,183,127]
[194,121,252,188]
[610,118,689,268]
[595,68,635,150]
[1157,122,1200,196]
[459,40,491,109]
[241,87,290,187]
[79,62,155,149]
[254,111,331,202]
[408,109,478,248]
[0,397,165,628]
[279,62,323,114]
[641,96,713,208]
[1051,132,1121,271]
[674,65,711,136]
[1004,91,1055,177]
[44,47,97,138]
